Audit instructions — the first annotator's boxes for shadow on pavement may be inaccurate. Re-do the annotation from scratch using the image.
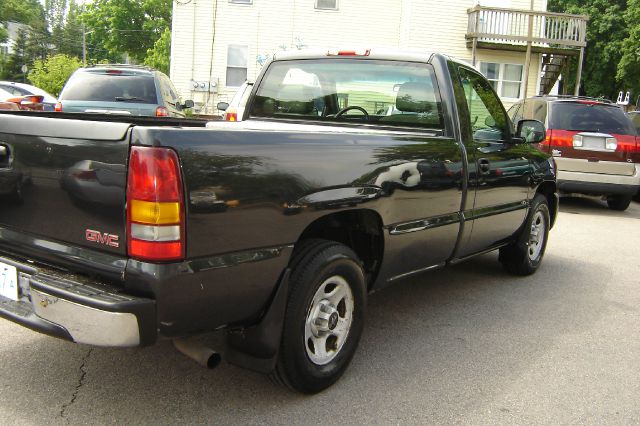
[0,250,609,424]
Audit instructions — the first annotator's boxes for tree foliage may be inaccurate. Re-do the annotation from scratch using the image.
[616,0,640,100]
[81,0,172,63]
[0,26,7,45]
[0,0,46,27]
[28,54,82,96]
[1,0,172,83]
[144,27,171,74]
[548,0,636,100]
[4,30,29,81]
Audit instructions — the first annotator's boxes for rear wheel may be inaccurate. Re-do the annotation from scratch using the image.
[272,239,366,393]
[606,194,632,211]
[499,194,550,276]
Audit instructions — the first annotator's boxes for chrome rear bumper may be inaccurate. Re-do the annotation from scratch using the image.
[0,255,155,347]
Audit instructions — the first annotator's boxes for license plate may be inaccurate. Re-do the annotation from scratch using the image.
[0,262,18,301]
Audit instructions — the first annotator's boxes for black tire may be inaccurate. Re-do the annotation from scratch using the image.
[606,194,632,211]
[272,239,366,394]
[499,194,550,276]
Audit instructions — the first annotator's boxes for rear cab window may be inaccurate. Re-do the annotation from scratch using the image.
[250,59,445,131]
[60,71,158,104]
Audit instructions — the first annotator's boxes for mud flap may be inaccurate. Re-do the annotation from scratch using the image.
[224,269,290,373]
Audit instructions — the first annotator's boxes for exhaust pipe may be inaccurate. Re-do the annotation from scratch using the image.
[173,338,222,369]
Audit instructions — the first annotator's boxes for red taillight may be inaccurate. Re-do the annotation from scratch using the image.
[54,102,62,112]
[547,130,574,147]
[156,106,169,117]
[106,70,123,75]
[129,240,182,260]
[126,146,185,262]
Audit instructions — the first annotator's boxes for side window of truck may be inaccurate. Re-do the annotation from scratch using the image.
[458,66,509,142]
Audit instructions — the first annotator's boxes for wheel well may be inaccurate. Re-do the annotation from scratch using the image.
[294,210,384,289]
[536,181,558,227]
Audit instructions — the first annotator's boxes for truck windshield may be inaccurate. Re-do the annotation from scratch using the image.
[550,102,635,135]
[250,59,444,130]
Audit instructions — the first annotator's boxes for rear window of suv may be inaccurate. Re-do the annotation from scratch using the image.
[549,102,635,135]
[60,72,158,104]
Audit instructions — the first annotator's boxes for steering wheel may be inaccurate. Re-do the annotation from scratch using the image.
[335,106,369,120]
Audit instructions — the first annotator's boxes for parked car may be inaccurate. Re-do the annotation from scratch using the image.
[508,96,639,210]
[56,64,194,117]
[0,81,58,111]
[0,87,44,111]
[217,81,253,121]
[0,50,556,394]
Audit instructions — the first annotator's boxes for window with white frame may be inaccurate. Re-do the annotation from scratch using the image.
[0,46,8,56]
[479,62,523,99]
[226,45,248,88]
[315,0,338,10]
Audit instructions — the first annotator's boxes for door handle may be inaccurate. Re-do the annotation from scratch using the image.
[478,158,491,175]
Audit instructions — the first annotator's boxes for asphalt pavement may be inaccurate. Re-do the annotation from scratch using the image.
[1,196,639,425]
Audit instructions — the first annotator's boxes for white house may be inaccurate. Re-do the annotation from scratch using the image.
[169,0,587,114]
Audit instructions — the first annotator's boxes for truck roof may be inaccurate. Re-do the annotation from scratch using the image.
[271,48,437,63]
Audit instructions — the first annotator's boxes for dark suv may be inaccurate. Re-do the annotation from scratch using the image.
[508,96,639,210]
[56,64,193,117]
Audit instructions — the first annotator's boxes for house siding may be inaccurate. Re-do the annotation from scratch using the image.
[171,0,546,112]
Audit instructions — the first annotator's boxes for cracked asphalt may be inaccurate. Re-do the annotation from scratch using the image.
[1,197,639,425]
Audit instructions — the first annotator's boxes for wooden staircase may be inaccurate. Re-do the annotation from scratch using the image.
[539,53,569,95]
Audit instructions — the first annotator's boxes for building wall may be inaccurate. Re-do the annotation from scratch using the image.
[171,0,545,113]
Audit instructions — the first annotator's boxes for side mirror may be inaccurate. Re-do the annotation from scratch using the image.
[217,102,229,111]
[183,99,194,109]
[516,119,546,144]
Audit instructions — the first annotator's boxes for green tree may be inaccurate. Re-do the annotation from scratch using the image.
[144,27,170,74]
[57,1,83,57]
[81,0,171,63]
[548,0,628,99]
[28,54,82,96]
[616,0,640,101]
[0,25,7,44]
[0,0,46,26]
[4,29,29,81]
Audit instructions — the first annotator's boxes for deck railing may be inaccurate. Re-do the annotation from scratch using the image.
[467,6,588,48]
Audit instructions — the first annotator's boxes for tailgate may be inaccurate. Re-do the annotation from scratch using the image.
[548,102,637,175]
[0,114,131,256]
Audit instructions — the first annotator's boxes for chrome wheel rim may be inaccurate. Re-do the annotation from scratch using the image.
[528,210,545,261]
[304,275,354,365]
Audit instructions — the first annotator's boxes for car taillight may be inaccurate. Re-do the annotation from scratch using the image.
[156,106,169,117]
[547,130,574,147]
[126,146,185,262]
[54,102,62,112]
[225,109,238,121]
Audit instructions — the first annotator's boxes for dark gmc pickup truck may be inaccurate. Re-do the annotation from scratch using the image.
[0,50,557,393]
